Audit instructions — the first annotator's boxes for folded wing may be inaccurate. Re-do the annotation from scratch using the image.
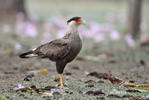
[35,39,71,61]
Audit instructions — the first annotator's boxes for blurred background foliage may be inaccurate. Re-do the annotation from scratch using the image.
[0,0,149,57]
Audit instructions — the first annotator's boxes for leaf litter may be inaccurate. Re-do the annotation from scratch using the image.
[24,74,34,81]
[10,70,149,99]
[4,57,149,100]
[18,69,145,99]
[87,71,149,99]
[85,90,105,96]
[87,72,123,84]
[13,84,70,97]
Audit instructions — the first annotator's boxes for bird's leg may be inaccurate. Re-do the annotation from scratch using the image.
[59,74,68,89]
[59,74,64,89]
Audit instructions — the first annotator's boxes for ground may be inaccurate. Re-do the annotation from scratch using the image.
[0,46,149,100]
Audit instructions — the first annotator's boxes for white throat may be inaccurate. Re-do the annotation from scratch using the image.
[67,21,78,34]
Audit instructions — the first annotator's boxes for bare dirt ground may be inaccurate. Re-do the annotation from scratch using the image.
[1,47,149,100]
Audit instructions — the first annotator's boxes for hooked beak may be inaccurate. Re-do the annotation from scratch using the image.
[82,19,86,24]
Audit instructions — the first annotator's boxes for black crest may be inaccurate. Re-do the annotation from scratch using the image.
[67,16,81,24]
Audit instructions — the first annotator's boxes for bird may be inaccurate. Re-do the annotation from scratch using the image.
[19,16,85,89]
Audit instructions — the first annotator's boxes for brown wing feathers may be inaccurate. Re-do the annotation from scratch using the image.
[19,39,70,61]
[35,39,70,61]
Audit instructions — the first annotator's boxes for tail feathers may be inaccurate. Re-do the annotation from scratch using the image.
[19,51,37,58]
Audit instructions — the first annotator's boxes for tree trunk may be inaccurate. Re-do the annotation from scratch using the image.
[126,0,142,39]
[0,0,26,17]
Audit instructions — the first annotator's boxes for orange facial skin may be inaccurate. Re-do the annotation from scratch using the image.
[76,18,83,24]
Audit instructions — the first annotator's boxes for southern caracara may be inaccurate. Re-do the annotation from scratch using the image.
[19,16,85,89]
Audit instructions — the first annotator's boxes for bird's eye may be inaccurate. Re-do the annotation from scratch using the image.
[76,18,82,24]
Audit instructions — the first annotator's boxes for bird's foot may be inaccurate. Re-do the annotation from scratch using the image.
[59,85,69,90]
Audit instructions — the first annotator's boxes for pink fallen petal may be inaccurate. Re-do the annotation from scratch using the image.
[13,84,25,91]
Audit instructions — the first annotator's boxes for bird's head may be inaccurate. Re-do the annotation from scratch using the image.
[67,16,86,26]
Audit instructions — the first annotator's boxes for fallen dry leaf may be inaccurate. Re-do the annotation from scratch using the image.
[138,84,149,88]
[126,88,148,93]
[13,84,67,97]
[108,60,116,64]
[123,82,136,87]
[122,95,145,100]
[97,80,104,83]
[135,96,144,100]
[109,77,122,84]
[98,52,114,59]
[98,53,108,59]
[107,94,121,98]
[0,49,13,55]
[86,56,100,61]
[4,71,14,74]
[85,83,94,87]
[85,80,96,84]
[24,74,34,81]
[126,89,141,93]
[76,56,100,62]
[140,60,149,67]
[76,57,86,61]
[87,72,122,84]
[122,94,134,98]
[124,82,149,88]
[85,90,105,96]
[39,86,56,91]
[71,66,80,70]
[85,90,94,95]
[39,92,53,97]
[40,69,48,74]
[26,89,36,93]
[87,72,99,77]
[140,60,146,66]
[93,90,105,96]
